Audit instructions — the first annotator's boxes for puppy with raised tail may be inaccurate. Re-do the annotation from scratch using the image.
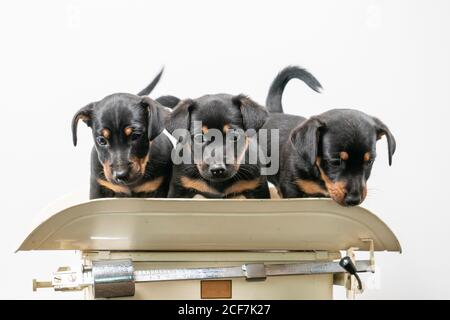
[264,66,396,206]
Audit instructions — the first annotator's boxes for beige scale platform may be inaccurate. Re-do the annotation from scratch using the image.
[18,198,401,300]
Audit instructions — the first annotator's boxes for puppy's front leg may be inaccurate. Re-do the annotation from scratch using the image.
[168,179,203,198]
[279,180,304,198]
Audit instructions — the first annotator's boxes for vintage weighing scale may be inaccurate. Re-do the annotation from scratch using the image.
[18,198,401,299]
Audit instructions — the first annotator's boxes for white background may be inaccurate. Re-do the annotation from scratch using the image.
[0,0,449,299]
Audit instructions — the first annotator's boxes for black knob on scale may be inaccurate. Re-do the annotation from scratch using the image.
[339,256,363,290]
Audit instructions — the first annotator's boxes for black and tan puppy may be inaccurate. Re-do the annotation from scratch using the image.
[264,66,396,206]
[72,70,173,199]
[166,94,271,199]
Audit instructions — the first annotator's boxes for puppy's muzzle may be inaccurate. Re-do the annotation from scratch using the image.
[112,163,133,184]
[344,191,362,206]
[209,163,227,177]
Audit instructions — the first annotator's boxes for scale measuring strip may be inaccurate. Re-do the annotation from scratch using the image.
[132,260,372,282]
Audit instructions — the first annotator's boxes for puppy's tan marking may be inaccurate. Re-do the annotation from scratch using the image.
[101,128,110,139]
[296,180,328,196]
[202,126,209,134]
[124,127,133,136]
[180,176,219,195]
[364,152,371,162]
[316,157,347,205]
[77,114,90,122]
[132,176,164,193]
[130,154,150,176]
[97,178,130,194]
[362,185,368,202]
[224,178,261,196]
[101,160,113,181]
[140,154,150,175]
[340,151,349,161]
[269,187,281,199]
[223,124,230,133]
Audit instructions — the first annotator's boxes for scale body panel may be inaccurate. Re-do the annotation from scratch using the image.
[18,197,401,300]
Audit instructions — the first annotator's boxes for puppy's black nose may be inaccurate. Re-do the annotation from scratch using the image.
[210,164,226,177]
[113,168,130,183]
[344,192,361,206]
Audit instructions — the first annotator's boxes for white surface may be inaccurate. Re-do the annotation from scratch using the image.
[0,0,449,299]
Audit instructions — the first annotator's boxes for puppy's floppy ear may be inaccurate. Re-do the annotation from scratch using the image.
[165,99,195,133]
[372,117,396,166]
[290,117,324,167]
[140,96,167,141]
[232,94,268,131]
[71,102,95,147]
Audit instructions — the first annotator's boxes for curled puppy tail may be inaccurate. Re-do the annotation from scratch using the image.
[137,67,164,96]
[265,66,322,113]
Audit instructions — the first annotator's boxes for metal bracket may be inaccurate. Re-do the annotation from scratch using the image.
[33,266,92,293]
[343,238,376,299]
[345,247,360,299]
[242,263,267,281]
[361,238,375,272]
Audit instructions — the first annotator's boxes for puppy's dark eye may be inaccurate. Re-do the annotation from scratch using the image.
[328,158,342,167]
[367,158,375,166]
[131,133,142,141]
[96,136,108,146]
[194,133,212,144]
[193,133,204,144]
